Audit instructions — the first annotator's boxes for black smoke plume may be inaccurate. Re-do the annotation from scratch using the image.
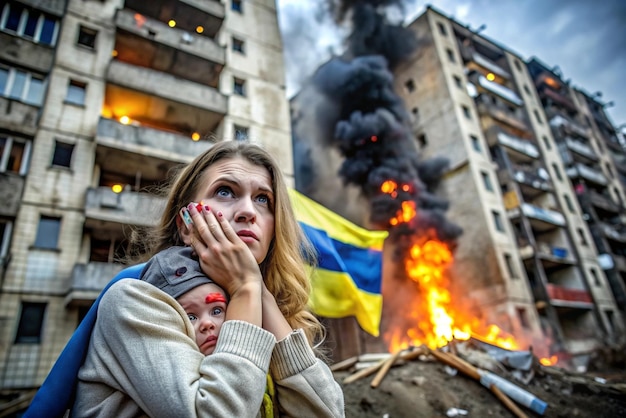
[293,0,462,248]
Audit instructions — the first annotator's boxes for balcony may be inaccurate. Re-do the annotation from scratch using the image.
[0,31,55,73]
[96,117,213,162]
[475,94,529,133]
[487,128,540,160]
[468,72,522,106]
[598,222,626,244]
[511,164,552,196]
[536,242,576,268]
[508,202,566,232]
[124,0,225,38]
[614,255,626,272]
[461,46,511,80]
[0,173,25,216]
[0,96,40,136]
[565,137,597,161]
[65,262,125,307]
[115,9,225,86]
[587,190,621,215]
[539,86,577,113]
[107,60,227,116]
[546,284,593,309]
[84,187,166,228]
[566,163,608,186]
[549,115,589,140]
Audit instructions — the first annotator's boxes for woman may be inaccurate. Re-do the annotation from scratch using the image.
[70,141,345,417]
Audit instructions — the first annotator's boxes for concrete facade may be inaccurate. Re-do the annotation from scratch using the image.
[0,0,291,410]
[400,7,625,363]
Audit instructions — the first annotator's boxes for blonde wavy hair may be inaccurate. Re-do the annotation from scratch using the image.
[133,141,324,346]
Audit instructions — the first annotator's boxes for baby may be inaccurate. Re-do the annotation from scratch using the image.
[139,246,228,355]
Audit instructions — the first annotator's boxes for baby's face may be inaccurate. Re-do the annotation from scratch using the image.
[177,283,227,355]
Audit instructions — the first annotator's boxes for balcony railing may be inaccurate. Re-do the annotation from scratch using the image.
[476,75,523,106]
[511,164,552,191]
[565,137,598,161]
[0,96,40,136]
[599,222,626,243]
[521,203,566,226]
[566,163,608,186]
[0,173,25,217]
[588,190,621,214]
[96,117,213,161]
[107,60,228,115]
[540,86,577,113]
[549,115,589,139]
[496,131,540,159]
[475,95,529,133]
[85,187,166,227]
[462,47,511,80]
[546,283,593,307]
[65,262,125,307]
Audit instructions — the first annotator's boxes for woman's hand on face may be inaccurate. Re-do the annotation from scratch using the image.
[186,203,262,297]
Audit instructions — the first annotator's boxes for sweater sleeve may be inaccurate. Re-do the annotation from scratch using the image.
[269,330,345,418]
[76,279,275,418]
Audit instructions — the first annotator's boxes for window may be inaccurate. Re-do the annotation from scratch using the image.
[563,194,574,213]
[542,136,551,150]
[232,37,245,54]
[234,124,248,141]
[504,253,517,278]
[523,85,531,96]
[605,162,614,179]
[576,227,587,246]
[0,66,45,105]
[404,79,415,93]
[481,171,493,191]
[492,211,504,232]
[417,133,427,148]
[65,80,86,105]
[453,75,462,88]
[0,136,31,175]
[34,216,61,249]
[231,0,243,13]
[233,77,246,96]
[533,109,543,124]
[437,22,447,36]
[470,135,481,152]
[0,220,12,263]
[514,60,522,72]
[446,48,455,63]
[462,105,471,119]
[590,268,600,286]
[551,163,562,181]
[77,25,97,49]
[0,3,59,45]
[15,302,47,344]
[51,141,74,168]
[516,307,529,328]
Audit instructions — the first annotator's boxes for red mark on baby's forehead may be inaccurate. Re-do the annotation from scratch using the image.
[205,293,227,304]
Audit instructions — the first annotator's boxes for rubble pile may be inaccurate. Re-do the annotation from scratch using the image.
[334,341,626,418]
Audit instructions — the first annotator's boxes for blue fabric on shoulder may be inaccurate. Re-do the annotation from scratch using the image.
[24,263,146,418]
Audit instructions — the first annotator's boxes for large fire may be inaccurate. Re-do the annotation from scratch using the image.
[381,180,522,353]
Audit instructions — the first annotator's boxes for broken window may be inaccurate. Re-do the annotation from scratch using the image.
[52,141,74,168]
[15,302,47,344]
[77,25,97,49]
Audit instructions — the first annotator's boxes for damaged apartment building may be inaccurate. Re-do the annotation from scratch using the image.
[396,6,625,365]
[0,0,292,411]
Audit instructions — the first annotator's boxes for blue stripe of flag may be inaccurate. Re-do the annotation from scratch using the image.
[299,222,383,294]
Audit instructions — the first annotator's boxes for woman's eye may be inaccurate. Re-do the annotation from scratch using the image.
[187,313,198,321]
[216,186,233,198]
[256,194,270,205]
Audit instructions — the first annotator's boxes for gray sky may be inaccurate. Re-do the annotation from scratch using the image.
[277,0,626,130]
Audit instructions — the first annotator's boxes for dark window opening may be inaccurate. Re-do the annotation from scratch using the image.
[234,124,249,141]
[233,78,246,96]
[77,25,97,49]
[232,37,245,53]
[52,141,74,168]
[15,302,47,344]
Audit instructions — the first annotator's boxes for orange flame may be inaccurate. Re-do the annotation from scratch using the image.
[539,355,558,366]
[381,180,520,352]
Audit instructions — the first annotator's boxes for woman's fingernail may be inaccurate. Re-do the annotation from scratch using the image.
[217,211,223,218]
[187,203,195,212]
[204,205,210,212]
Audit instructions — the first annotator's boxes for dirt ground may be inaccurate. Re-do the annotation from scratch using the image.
[333,351,626,418]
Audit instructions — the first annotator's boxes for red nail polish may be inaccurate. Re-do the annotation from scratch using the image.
[204,205,210,212]
[217,211,223,218]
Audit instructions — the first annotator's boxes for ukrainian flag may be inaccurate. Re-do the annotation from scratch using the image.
[288,189,388,337]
